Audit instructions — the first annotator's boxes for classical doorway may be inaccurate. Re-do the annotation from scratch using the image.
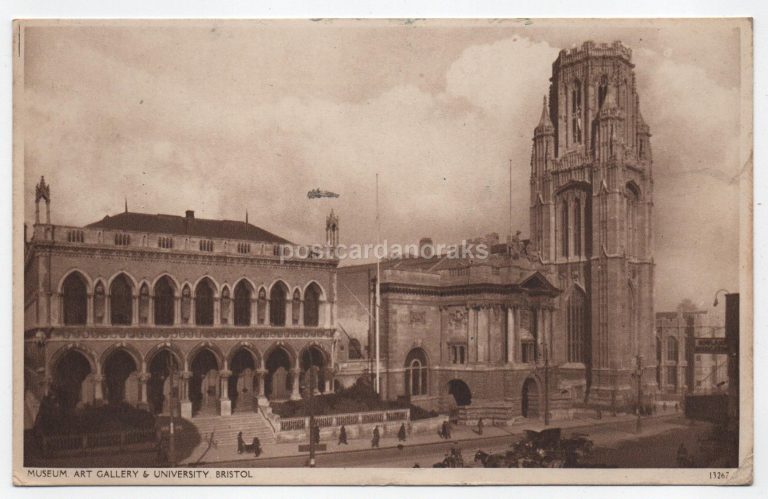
[447,379,472,406]
[522,377,540,418]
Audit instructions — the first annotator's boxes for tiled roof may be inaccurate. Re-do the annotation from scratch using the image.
[86,211,292,244]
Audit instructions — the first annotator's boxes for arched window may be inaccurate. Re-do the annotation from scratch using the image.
[220,287,231,325]
[667,336,679,362]
[303,284,321,327]
[571,79,582,143]
[234,281,252,326]
[404,348,428,396]
[567,287,588,363]
[574,197,582,257]
[292,289,301,325]
[195,279,215,326]
[626,183,640,258]
[62,273,88,325]
[561,201,569,258]
[257,288,267,324]
[598,75,609,109]
[110,274,133,325]
[269,282,287,326]
[93,281,106,324]
[154,277,176,325]
[139,283,150,324]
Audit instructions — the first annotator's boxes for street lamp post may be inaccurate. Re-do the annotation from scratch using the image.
[166,353,177,466]
[307,366,317,467]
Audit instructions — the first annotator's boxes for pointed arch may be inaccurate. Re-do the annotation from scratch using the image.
[233,279,254,326]
[303,282,323,327]
[194,277,217,326]
[227,342,262,368]
[150,273,181,297]
[269,280,289,326]
[60,271,90,325]
[566,285,588,363]
[404,348,429,396]
[145,342,184,371]
[109,272,134,325]
[188,342,225,371]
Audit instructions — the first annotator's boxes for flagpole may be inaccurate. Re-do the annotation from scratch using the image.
[375,173,381,394]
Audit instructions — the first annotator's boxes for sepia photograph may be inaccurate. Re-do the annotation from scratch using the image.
[12,17,753,485]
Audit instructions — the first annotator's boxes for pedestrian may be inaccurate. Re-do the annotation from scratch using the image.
[237,431,245,454]
[371,425,380,448]
[338,425,348,445]
[253,436,261,457]
[439,421,447,439]
[398,423,407,442]
[444,421,452,439]
[477,417,484,435]
[676,443,689,467]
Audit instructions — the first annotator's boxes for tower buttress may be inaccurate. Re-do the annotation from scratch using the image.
[35,176,51,225]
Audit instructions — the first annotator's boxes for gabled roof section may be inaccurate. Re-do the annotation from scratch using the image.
[86,211,292,244]
[519,271,559,294]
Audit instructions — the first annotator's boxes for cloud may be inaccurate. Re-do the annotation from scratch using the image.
[22,25,744,311]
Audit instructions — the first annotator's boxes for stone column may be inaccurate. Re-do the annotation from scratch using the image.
[93,374,105,406]
[506,306,515,364]
[213,297,221,326]
[219,370,232,416]
[290,368,301,401]
[324,367,333,394]
[468,307,477,363]
[139,372,150,410]
[324,301,333,328]
[256,369,268,406]
[298,300,305,326]
[174,296,181,324]
[132,294,139,324]
[86,293,94,325]
[250,298,258,326]
[265,299,271,325]
[148,293,155,326]
[180,371,193,419]
[285,299,292,327]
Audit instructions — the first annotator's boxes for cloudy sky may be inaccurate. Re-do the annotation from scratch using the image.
[21,19,747,312]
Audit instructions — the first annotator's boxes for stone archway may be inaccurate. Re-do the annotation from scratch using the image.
[189,348,220,415]
[265,347,292,400]
[227,348,257,412]
[522,377,540,419]
[147,349,180,415]
[447,379,472,406]
[300,345,328,395]
[53,350,93,411]
[103,349,138,405]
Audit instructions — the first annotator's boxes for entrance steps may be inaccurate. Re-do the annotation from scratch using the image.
[455,399,517,424]
[189,411,276,446]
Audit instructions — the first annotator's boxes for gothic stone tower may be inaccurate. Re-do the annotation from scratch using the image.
[528,41,656,408]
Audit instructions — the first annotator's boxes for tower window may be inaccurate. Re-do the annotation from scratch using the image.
[574,197,582,257]
[571,80,582,143]
[199,239,214,252]
[561,201,569,258]
[114,233,131,246]
[598,75,609,109]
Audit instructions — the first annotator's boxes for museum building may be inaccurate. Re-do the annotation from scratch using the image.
[24,177,341,420]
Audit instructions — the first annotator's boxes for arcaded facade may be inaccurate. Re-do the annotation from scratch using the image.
[24,177,340,420]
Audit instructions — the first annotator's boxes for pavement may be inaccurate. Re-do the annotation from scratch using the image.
[187,409,688,467]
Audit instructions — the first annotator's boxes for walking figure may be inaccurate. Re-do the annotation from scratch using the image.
[444,421,452,439]
[252,436,262,457]
[477,418,484,435]
[398,423,407,442]
[371,425,380,448]
[338,425,348,445]
[237,431,245,454]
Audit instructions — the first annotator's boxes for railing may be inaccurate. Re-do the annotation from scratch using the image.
[39,428,157,456]
[278,408,410,432]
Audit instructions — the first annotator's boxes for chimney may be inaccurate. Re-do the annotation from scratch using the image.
[185,210,195,219]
